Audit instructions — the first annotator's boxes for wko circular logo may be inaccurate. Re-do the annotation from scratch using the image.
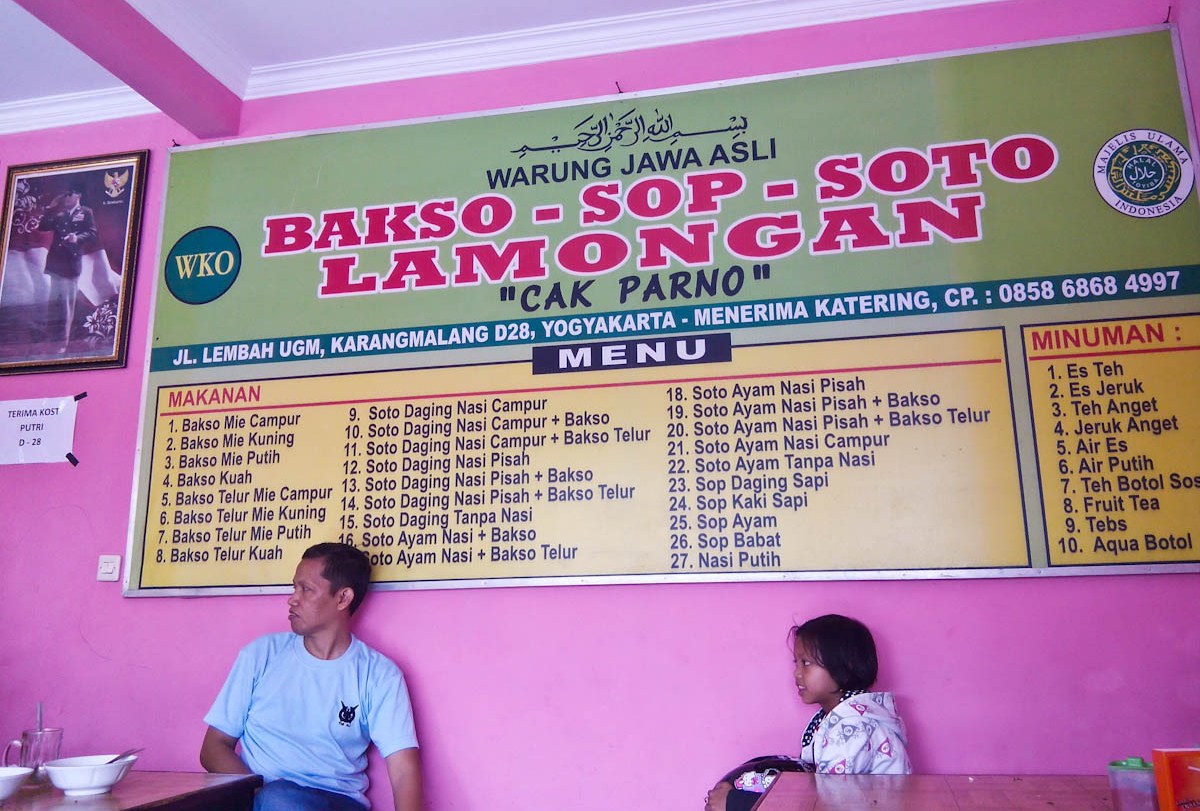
[1094,129,1194,218]
[164,226,242,304]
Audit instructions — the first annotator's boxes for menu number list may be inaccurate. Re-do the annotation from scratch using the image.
[1025,314,1199,566]
[137,328,1028,589]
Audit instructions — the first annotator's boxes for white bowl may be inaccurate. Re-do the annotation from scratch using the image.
[44,755,136,796]
[0,766,34,801]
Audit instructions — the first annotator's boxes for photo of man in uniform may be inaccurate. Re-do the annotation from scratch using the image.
[0,152,145,371]
[38,179,97,353]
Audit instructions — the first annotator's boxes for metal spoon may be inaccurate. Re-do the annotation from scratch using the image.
[104,747,143,764]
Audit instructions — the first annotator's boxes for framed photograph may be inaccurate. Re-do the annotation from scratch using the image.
[0,150,149,374]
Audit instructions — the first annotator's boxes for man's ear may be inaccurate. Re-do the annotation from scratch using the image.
[335,587,355,612]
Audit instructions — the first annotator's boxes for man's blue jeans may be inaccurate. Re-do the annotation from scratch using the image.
[253,779,366,811]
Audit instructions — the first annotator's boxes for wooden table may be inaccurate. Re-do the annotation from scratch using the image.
[752,772,1113,810]
[4,771,262,811]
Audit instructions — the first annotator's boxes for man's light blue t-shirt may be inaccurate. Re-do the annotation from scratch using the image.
[205,632,418,808]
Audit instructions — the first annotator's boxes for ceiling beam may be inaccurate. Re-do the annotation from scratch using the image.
[13,0,241,137]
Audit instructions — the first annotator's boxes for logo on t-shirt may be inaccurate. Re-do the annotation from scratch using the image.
[339,702,358,726]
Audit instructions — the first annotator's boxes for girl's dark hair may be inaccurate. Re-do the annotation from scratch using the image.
[791,614,878,691]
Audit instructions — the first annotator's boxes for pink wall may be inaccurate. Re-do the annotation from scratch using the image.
[2,1,1198,808]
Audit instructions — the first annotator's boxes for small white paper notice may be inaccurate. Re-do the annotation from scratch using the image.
[0,396,79,465]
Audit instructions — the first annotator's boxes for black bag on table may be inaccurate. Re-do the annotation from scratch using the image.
[719,755,808,811]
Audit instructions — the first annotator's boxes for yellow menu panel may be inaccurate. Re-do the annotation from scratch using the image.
[138,328,1026,588]
[1024,314,1200,566]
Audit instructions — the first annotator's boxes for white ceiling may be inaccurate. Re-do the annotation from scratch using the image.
[1,0,998,136]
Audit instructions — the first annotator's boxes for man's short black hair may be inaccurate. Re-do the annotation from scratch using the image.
[301,542,371,615]
[792,614,879,691]
[67,180,86,195]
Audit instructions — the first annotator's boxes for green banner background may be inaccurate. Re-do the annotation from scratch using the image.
[153,31,1200,351]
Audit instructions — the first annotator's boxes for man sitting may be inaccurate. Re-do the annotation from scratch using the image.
[201,542,422,810]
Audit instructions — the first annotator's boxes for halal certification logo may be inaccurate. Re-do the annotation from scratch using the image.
[1094,129,1194,218]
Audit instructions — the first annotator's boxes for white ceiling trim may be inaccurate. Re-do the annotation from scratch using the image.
[125,0,252,96]
[0,87,157,136]
[0,0,1004,134]
[244,0,1005,99]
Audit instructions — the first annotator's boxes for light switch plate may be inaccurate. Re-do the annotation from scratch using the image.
[97,554,121,582]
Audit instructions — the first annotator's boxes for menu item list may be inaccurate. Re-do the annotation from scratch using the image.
[1024,314,1199,566]
[138,328,1028,587]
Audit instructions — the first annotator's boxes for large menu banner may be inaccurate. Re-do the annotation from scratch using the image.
[128,29,1200,593]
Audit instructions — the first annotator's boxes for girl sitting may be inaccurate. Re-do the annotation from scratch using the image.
[706,614,910,810]
[793,614,911,775]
